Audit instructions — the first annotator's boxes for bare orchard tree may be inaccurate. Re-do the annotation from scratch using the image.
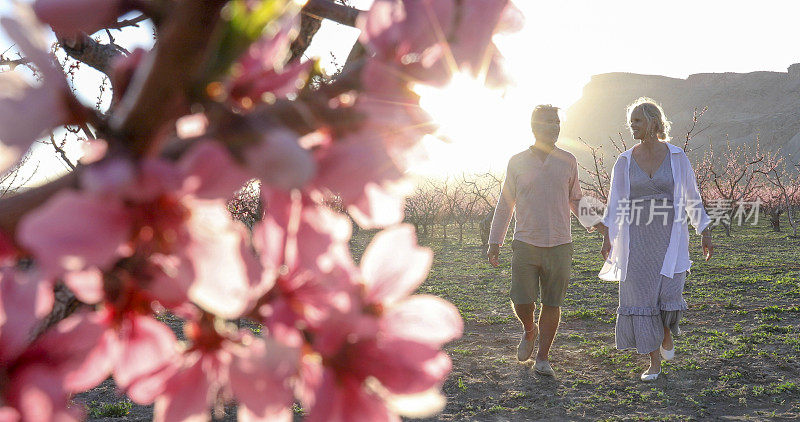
[460,172,502,246]
[705,137,767,236]
[756,185,785,232]
[404,180,442,238]
[755,150,800,237]
[576,134,625,203]
[446,175,482,245]
[431,177,455,241]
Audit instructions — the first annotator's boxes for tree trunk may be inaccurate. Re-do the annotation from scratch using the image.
[458,224,463,245]
[770,210,781,232]
[31,283,82,339]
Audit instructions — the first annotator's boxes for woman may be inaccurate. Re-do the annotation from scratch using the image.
[595,97,714,381]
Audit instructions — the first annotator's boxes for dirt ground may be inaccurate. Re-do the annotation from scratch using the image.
[415,221,800,421]
[75,220,800,421]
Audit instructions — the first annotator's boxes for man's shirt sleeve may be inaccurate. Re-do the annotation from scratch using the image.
[489,160,516,245]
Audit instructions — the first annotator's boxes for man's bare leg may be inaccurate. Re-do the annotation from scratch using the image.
[513,302,538,340]
[535,305,560,361]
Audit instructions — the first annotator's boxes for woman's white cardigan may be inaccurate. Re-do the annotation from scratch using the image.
[599,142,711,282]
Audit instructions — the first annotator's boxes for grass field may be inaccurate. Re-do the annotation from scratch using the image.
[352,219,800,421]
[77,219,800,421]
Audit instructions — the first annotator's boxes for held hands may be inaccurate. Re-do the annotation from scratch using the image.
[594,223,611,261]
[601,236,611,261]
[487,243,500,267]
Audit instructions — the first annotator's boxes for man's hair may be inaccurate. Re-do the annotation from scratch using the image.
[530,104,560,131]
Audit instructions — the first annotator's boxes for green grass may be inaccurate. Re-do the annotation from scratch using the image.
[87,400,132,418]
[348,218,800,420]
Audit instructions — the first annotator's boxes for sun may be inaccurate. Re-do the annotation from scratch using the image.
[410,73,532,177]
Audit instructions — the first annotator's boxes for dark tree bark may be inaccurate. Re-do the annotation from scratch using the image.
[290,12,323,61]
[58,33,125,76]
[291,0,365,62]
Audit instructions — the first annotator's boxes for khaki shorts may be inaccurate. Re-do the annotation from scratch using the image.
[510,240,573,307]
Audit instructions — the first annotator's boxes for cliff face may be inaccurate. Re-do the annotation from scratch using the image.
[561,64,800,159]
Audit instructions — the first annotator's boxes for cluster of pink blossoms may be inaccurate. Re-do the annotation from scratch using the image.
[0,0,520,421]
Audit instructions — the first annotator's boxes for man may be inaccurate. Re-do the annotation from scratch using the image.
[487,104,584,376]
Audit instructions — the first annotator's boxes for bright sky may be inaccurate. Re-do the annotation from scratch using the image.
[410,0,800,176]
[2,0,800,185]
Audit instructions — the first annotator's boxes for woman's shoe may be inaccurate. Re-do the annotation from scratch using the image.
[660,345,675,361]
[640,370,660,382]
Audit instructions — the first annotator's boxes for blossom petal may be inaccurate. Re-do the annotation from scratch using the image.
[360,340,451,395]
[361,225,431,306]
[229,336,297,421]
[178,140,251,200]
[381,295,463,347]
[0,268,53,362]
[245,128,315,190]
[114,315,178,402]
[153,356,211,422]
[305,369,398,422]
[347,183,405,229]
[6,363,82,422]
[185,200,265,319]
[0,5,71,149]
[62,268,104,304]
[34,310,114,393]
[33,0,123,35]
[17,191,131,277]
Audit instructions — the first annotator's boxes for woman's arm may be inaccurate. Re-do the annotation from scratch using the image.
[682,154,712,234]
[597,156,625,260]
[683,153,714,259]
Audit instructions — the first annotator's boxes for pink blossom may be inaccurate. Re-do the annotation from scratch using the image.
[449,0,509,75]
[153,318,299,422]
[0,301,174,420]
[230,60,313,107]
[1,360,83,421]
[33,0,125,35]
[0,268,75,421]
[227,11,313,108]
[299,225,462,420]
[17,191,133,277]
[0,268,53,366]
[0,5,77,155]
[236,12,298,77]
[311,133,406,228]
[244,128,316,190]
[254,190,357,329]
[358,0,455,65]
[18,141,262,319]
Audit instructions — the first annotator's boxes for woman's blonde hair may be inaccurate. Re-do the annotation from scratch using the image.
[626,97,671,141]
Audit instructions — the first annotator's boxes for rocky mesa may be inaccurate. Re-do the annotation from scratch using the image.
[561,63,800,159]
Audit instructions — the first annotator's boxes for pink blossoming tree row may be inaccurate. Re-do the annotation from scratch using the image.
[0,0,521,420]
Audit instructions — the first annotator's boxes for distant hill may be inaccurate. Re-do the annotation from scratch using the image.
[561,64,800,163]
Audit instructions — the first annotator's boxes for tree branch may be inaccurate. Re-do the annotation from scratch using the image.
[302,0,363,28]
[110,0,228,154]
[0,57,30,68]
[57,32,124,76]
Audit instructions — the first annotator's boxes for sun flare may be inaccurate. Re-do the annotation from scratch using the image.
[410,74,532,177]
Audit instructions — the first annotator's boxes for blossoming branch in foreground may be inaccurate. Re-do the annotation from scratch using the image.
[0,0,518,420]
